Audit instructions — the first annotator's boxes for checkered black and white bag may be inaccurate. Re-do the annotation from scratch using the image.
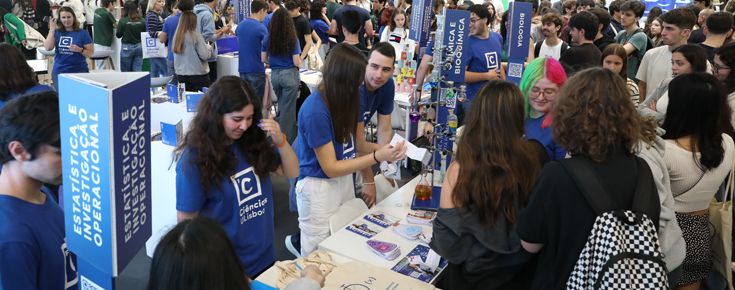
[560,157,669,290]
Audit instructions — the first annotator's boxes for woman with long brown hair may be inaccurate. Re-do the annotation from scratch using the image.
[430,80,548,290]
[517,67,670,289]
[43,6,94,91]
[295,43,406,257]
[601,44,640,104]
[174,76,299,278]
[117,1,147,72]
[173,11,211,92]
[263,8,302,145]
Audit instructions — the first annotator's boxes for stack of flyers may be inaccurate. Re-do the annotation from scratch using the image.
[392,223,422,241]
[346,222,384,238]
[364,211,401,228]
[367,239,401,261]
[406,210,437,226]
[391,245,448,282]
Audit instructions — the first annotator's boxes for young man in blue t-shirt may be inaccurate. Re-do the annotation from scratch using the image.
[357,42,396,207]
[158,0,195,85]
[462,5,503,119]
[262,0,281,31]
[236,0,269,99]
[0,91,78,290]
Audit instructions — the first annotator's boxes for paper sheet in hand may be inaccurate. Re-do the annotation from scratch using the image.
[390,133,430,164]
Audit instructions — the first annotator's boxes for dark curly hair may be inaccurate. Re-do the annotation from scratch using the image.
[715,43,735,95]
[0,44,38,101]
[310,0,326,22]
[267,8,298,57]
[552,67,656,161]
[174,76,279,195]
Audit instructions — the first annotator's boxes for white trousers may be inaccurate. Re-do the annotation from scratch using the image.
[296,175,355,256]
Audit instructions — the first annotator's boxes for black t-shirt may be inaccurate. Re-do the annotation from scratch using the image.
[698,42,716,64]
[332,5,371,45]
[558,43,601,75]
[293,14,313,51]
[517,150,660,290]
[688,28,706,44]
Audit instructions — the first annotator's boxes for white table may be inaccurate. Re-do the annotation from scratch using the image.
[318,173,443,274]
[254,252,354,288]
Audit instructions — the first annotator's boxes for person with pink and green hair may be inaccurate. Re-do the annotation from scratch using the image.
[520,57,568,161]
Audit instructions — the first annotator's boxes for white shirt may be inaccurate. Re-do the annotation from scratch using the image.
[665,134,734,212]
[636,46,672,98]
[539,40,563,60]
[380,27,415,57]
[656,91,669,115]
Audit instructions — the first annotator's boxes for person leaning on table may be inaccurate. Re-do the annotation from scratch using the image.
[148,217,325,290]
[44,6,93,91]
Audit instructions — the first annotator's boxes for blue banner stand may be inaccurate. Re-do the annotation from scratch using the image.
[505,2,532,85]
[234,0,251,25]
[59,72,152,289]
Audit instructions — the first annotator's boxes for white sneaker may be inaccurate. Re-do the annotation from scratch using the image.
[285,235,301,258]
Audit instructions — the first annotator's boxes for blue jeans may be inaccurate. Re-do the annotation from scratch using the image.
[52,67,90,91]
[271,67,300,145]
[120,43,143,72]
[150,57,168,77]
[167,59,178,85]
[240,72,267,101]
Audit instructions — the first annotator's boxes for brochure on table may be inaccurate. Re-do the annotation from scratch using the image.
[59,72,152,289]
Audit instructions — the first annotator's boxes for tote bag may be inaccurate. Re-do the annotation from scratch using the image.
[709,134,735,290]
[141,32,167,58]
[5,19,45,49]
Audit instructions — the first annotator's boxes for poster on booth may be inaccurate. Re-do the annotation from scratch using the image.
[505,2,532,85]
[59,72,152,287]
[440,9,470,83]
[234,0,251,26]
[408,0,432,65]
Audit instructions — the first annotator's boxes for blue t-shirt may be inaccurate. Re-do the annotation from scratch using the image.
[53,29,92,74]
[297,90,357,180]
[0,187,78,290]
[358,78,395,125]
[262,11,273,31]
[1,84,54,108]
[261,35,302,69]
[310,19,330,44]
[162,13,181,61]
[524,116,566,161]
[176,143,280,276]
[236,18,267,73]
[465,32,503,101]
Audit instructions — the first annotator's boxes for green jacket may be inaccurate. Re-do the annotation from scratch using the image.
[3,13,26,49]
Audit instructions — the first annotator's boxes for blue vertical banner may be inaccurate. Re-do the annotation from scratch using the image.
[234,0,251,25]
[505,2,532,85]
[60,72,152,289]
[408,0,434,43]
[440,9,470,83]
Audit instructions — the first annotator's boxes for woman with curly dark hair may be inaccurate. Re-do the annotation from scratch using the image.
[263,8,302,145]
[310,0,330,60]
[0,43,53,108]
[174,76,299,278]
[517,67,672,289]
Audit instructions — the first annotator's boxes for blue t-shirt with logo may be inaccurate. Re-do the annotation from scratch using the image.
[176,143,280,276]
[162,13,181,61]
[465,32,503,101]
[524,116,566,161]
[0,187,78,290]
[53,29,92,74]
[262,11,273,31]
[236,18,267,73]
[297,90,357,180]
[358,78,395,125]
[261,35,301,70]
[1,84,55,109]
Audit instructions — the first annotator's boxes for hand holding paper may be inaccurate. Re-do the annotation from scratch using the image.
[389,134,430,164]
[375,140,408,163]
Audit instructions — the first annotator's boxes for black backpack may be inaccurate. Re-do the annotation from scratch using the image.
[560,157,668,290]
[534,40,569,58]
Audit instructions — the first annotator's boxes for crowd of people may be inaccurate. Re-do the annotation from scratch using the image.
[4,0,735,289]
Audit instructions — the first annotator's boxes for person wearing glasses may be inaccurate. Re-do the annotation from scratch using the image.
[458,4,503,125]
[520,57,568,161]
[714,43,735,128]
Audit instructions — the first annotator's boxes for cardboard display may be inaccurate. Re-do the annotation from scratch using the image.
[505,2,532,85]
[59,72,152,288]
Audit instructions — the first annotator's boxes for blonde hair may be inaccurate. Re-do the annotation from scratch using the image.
[172,11,198,54]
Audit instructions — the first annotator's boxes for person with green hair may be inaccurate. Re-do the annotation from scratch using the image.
[520,57,568,160]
